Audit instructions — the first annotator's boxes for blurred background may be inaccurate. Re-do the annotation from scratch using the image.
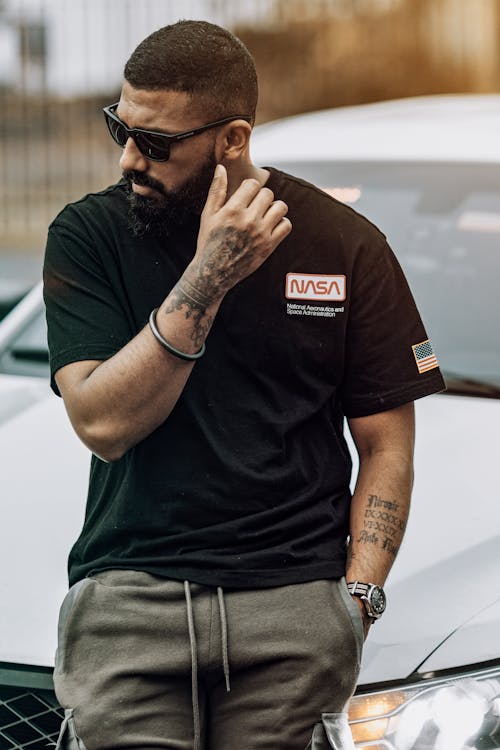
[1,0,499,288]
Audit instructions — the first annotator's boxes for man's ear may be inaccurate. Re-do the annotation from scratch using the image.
[215,119,252,162]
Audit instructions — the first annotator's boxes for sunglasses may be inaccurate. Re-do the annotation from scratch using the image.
[103,103,251,162]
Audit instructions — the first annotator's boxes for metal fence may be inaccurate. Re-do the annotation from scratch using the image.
[1,0,500,252]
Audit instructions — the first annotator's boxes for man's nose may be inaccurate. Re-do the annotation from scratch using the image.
[119,137,149,173]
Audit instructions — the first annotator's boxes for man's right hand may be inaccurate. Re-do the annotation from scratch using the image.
[54,165,291,463]
[182,164,292,304]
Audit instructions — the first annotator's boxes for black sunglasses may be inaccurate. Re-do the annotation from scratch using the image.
[103,103,251,162]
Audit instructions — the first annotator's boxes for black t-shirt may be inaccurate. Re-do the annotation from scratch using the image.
[43,168,445,588]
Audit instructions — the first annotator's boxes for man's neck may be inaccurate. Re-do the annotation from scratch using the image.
[225,164,270,199]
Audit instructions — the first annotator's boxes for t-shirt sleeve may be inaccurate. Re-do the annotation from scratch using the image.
[43,215,132,396]
[340,236,445,417]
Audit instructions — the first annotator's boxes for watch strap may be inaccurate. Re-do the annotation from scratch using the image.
[347,581,371,597]
[346,580,386,620]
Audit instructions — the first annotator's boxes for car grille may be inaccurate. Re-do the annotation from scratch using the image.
[0,685,63,749]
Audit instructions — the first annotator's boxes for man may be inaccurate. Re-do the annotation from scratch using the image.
[44,19,445,750]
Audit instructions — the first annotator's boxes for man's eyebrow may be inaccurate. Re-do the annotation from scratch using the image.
[116,107,179,136]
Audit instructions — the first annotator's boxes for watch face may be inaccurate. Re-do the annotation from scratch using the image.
[370,586,386,615]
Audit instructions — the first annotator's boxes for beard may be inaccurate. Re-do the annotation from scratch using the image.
[123,149,218,238]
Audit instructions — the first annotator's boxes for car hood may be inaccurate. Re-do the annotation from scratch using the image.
[0,374,51,425]
[0,385,498,682]
[358,393,500,685]
[0,376,89,667]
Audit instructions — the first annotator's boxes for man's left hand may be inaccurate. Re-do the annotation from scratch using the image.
[353,596,373,640]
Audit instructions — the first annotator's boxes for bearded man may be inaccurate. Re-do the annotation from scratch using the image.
[43,19,444,750]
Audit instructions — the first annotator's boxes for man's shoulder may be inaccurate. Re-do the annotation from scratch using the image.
[48,181,128,233]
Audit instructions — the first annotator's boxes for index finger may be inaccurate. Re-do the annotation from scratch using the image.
[225,177,263,209]
[202,164,228,215]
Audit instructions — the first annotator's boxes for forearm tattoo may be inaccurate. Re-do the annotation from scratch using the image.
[162,283,213,350]
[356,493,407,558]
[162,226,251,349]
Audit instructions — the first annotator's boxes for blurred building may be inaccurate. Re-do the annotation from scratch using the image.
[425,0,500,90]
[1,0,500,251]
[0,0,269,97]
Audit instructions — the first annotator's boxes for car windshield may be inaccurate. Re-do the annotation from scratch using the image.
[274,160,500,397]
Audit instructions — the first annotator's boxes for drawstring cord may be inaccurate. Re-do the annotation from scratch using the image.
[217,586,231,693]
[184,581,201,750]
[184,581,231,750]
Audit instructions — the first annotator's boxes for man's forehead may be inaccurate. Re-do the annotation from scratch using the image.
[117,82,194,130]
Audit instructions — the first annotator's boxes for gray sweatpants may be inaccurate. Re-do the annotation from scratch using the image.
[53,571,363,749]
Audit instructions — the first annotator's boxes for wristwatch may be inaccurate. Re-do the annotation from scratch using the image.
[347,581,386,621]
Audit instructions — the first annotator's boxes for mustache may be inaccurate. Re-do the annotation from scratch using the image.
[122,170,166,196]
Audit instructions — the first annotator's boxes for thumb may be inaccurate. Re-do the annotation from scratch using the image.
[203,164,227,215]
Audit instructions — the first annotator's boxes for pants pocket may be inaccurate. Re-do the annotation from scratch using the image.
[54,578,93,676]
[306,713,356,749]
[54,709,88,750]
[337,577,365,655]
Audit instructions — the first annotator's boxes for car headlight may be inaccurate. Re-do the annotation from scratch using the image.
[348,664,500,749]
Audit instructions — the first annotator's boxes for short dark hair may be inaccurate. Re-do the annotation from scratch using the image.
[124,20,258,124]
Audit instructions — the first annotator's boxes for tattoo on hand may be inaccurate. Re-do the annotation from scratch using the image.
[161,225,259,350]
[356,493,406,558]
[192,226,253,294]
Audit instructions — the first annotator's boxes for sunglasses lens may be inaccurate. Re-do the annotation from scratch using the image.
[104,107,171,161]
[136,132,171,162]
[106,114,128,148]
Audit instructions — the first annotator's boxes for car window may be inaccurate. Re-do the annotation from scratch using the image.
[0,308,50,378]
[273,161,500,394]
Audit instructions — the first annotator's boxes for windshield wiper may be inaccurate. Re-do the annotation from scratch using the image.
[443,372,500,398]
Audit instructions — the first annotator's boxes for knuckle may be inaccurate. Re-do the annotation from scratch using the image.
[238,178,260,194]
[223,205,238,221]
[246,217,258,234]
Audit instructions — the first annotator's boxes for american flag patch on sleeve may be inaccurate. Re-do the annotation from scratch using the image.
[412,340,439,374]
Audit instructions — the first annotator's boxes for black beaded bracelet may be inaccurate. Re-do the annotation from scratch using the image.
[149,308,206,361]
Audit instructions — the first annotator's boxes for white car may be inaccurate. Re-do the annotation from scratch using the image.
[1,95,499,750]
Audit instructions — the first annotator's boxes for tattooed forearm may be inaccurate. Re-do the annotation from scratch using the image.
[159,224,267,351]
[161,283,214,351]
[356,493,407,558]
[176,277,214,309]
[160,226,253,350]
[346,543,357,569]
